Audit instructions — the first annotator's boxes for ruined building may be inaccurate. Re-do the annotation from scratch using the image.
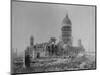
[25,13,85,60]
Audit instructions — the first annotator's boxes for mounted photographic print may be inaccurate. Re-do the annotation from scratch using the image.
[11,0,96,74]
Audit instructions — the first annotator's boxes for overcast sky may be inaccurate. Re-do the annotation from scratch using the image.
[12,1,95,54]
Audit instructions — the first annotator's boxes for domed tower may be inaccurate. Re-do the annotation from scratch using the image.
[61,13,72,47]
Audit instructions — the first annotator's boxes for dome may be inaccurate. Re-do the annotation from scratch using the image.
[62,13,72,25]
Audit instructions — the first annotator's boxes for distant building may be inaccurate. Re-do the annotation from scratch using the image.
[78,39,83,48]
[30,36,34,46]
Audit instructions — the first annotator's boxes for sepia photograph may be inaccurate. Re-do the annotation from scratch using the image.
[11,0,96,74]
